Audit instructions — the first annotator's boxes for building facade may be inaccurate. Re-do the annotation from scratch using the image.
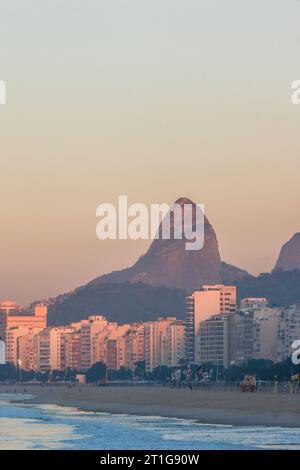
[240,298,268,310]
[197,314,229,367]
[144,317,186,371]
[186,285,236,363]
[80,316,109,371]
[33,328,51,372]
[65,331,81,370]
[278,304,300,362]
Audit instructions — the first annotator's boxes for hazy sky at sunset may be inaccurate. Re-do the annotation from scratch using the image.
[1,0,300,304]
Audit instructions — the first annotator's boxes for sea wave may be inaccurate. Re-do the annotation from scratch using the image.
[1,393,300,450]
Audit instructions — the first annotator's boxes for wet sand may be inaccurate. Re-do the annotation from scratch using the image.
[1,384,300,427]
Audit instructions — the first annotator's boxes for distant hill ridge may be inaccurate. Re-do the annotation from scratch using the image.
[45,198,300,325]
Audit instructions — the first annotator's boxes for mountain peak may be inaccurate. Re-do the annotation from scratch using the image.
[274,233,300,271]
[174,197,195,206]
[292,232,300,240]
[90,199,247,293]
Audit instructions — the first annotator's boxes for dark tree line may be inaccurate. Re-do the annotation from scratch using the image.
[1,358,299,384]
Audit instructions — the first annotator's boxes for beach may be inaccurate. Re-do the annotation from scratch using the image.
[1,384,300,428]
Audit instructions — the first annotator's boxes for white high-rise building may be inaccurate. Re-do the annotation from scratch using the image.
[144,317,186,371]
[198,314,230,367]
[166,320,186,367]
[124,323,145,371]
[186,285,236,363]
[80,316,110,370]
[252,308,281,363]
[33,328,51,372]
[50,326,77,371]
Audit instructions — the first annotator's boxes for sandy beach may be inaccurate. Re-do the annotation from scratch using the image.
[1,384,300,428]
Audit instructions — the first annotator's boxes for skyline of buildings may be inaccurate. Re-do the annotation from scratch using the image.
[0,288,299,375]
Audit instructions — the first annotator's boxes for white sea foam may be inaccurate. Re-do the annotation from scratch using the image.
[1,393,300,450]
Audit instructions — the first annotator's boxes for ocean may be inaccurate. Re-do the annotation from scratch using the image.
[0,393,300,450]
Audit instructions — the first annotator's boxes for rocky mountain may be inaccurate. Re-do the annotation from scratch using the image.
[274,233,300,271]
[90,197,248,293]
[47,197,250,325]
[46,203,300,326]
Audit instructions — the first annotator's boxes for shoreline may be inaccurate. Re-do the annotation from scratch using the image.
[1,384,300,428]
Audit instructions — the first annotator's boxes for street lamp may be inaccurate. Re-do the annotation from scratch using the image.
[105,363,108,385]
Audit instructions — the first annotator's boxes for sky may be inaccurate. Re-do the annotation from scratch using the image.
[0,0,300,305]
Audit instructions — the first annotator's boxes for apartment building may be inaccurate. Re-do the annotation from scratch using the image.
[124,323,145,371]
[80,316,109,371]
[278,303,300,361]
[65,331,81,370]
[186,285,236,363]
[166,320,186,367]
[33,328,51,372]
[197,314,229,367]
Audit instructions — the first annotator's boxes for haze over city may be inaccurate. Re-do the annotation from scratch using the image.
[1,0,300,304]
[2,1,300,457]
